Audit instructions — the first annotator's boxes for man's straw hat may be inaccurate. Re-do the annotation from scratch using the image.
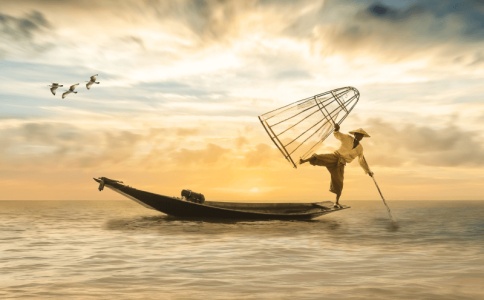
[349,128,370,137]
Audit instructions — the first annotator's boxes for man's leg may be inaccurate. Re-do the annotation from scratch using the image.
[328,163,344,206]
[299,157,310,165]
[300,153,343,206]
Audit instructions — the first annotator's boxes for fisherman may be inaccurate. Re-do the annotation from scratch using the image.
[299,123,373,207]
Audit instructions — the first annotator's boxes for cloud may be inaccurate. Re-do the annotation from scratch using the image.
[170,143,231,166]
[145,0,318,43]
[175,127,200,137]
[280,0,484,67]
[235,136,249,149]
[1,0,483,201]
[361,0,484,42]
[365,2,425,21]
[0,10,50,40]
[243,143,278,167]
[365,118,484,167]
[0,121,144,168]
[3,0,483,67]
[0,10,53,58]
[153,0,249,42]
[0,118,279,171]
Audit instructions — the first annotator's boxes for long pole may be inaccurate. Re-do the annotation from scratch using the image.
[371,174,395,222]
[363,156,396,222]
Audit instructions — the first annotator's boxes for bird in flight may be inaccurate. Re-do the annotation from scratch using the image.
[62,83,80,99]
[86,74,100,90]
[48,83,63,95]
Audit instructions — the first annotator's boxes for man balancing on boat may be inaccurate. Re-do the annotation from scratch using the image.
[299,123,373,208]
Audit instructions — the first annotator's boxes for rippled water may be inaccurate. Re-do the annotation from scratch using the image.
[1,200,483,300]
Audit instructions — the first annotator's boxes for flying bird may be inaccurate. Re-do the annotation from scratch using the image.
[86,74,100,89]
[48,83,63,95]
[62,83,79,99]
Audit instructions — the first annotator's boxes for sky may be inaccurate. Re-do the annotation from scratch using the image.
[1,0,483,201]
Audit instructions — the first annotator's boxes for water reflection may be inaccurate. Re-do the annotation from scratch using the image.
[103,214,344,236]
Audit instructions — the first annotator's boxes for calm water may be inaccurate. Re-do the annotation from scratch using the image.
[1,200,483,300]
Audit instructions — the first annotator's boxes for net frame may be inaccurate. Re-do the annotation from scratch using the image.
[258,86,360,168]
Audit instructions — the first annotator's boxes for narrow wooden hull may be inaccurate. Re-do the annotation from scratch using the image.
[94,177,349,220]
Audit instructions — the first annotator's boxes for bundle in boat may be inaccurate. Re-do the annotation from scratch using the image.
[258,86,359,168]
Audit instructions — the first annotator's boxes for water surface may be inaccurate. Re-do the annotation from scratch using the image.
[1,200,483,299]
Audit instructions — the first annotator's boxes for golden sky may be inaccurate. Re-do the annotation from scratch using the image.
[1,0,483,201]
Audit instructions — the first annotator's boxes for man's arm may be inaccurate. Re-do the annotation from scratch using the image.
[333,123,344,140]
[359,155,374,177]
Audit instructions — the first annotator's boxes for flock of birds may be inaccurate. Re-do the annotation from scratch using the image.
[48,74,100,99]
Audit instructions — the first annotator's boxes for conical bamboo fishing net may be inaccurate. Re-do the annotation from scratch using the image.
[258,86,359,168]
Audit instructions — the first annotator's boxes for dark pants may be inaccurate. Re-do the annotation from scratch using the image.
[309,153,346,196]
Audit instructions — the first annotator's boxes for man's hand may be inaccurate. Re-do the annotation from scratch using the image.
[368,171,374,177]
[334,123,340,131]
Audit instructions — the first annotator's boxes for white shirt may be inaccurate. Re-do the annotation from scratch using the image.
[334,131,371,174]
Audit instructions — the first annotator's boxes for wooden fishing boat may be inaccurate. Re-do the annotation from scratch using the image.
[94,177,349,220]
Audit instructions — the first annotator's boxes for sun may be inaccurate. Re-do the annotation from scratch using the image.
[249,187,260,193]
